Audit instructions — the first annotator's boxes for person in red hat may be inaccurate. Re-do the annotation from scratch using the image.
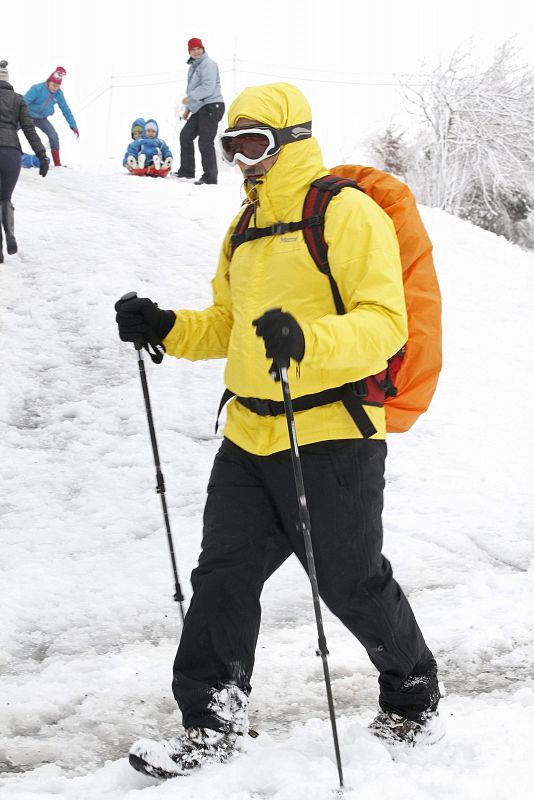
[175,38,225,185]
[23,67,79,167]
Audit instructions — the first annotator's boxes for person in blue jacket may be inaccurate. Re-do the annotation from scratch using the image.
[24,67,79,167]
[175,38,225,185]
[122,117,146,168]
[126,119,172,172]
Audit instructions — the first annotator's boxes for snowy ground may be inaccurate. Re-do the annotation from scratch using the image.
[1,161,533,799]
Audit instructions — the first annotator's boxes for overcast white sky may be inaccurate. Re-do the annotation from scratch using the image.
[2,0,532,164]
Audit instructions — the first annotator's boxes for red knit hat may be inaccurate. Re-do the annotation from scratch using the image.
[188,38,204,52]
[47,66,67,85]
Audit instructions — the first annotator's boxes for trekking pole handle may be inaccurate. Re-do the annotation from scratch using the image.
[117,291,142,352]
[120,290,139,303]
[269,356,290,381]
[269,325,291,381]
[269,322,292,380]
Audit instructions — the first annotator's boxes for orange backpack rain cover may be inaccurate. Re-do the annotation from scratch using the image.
[331,165,442,432]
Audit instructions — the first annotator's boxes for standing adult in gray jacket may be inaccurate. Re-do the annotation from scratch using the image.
[0,60,49,264]
[175,38,225,185]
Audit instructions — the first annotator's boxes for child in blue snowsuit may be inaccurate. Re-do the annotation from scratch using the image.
[126,119,172,171]
[122,117,145,168]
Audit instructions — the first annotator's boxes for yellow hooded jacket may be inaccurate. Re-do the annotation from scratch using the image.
[163,83,408,455]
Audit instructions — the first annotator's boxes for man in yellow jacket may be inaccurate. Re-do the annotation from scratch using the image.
[116,83,441,778]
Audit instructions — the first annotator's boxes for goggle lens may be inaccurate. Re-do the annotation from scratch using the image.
[220,132,272,161]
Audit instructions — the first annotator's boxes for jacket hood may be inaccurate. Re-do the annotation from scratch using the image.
[227,83,327,220]
[144,118,159,136]
[131,117,146,138]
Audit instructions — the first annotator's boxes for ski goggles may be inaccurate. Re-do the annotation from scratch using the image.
[219,121,312,166]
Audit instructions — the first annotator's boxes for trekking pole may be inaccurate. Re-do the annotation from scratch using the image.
[134,344,186,623]
[118,292,186,623]
[271,359,344,789]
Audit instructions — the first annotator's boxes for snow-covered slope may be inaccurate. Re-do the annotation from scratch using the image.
[1,164,533,799]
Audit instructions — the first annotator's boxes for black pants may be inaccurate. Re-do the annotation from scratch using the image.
[173,438,438,731]
[178,102,225,183]
[0,147,21,201]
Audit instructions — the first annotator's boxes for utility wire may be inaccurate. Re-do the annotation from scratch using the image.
[74,64,431,115]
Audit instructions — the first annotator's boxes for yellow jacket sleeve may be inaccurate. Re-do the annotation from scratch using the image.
[162,231,234,360]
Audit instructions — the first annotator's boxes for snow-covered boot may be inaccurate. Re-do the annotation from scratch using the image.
[137,153,146,169]
[152,154,161,170]
[369,708,444,746]
[1,201,17,255]
[129,727,238,779]
[51,148,62,167]
[126,155,137,170]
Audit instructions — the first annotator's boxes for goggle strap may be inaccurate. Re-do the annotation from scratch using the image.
[276,121,312,146]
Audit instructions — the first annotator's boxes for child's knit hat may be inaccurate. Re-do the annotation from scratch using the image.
[47,66,67,85]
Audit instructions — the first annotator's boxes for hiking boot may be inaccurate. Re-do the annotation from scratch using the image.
[194,176,217,185]
[1,201,17,255]
[129,727,238,779]
[369,708,444,746]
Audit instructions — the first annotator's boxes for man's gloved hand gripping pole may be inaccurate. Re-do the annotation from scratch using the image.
[114,291,176,364]
[252,308,305,381]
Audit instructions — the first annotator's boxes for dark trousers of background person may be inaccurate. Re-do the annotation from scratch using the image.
[0,147,22,201]
[178,102,225,183]
[173,437,439,733]
[32,118,59,151]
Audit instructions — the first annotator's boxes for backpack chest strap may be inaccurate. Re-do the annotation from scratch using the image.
[231,215,322,248]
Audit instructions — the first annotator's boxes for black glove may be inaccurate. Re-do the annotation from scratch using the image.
[252,308,305,368]
[114,295,176,347]
[39,156,50,177]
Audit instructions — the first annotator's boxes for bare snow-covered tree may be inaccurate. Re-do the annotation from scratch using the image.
[399,41,534,246]
[367,125,409,179]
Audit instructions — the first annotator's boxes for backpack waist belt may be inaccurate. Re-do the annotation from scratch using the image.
[238,385,348,416]
[215,383,379,439]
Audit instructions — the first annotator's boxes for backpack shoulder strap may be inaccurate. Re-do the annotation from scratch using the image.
[302,177,362,314]
[302,176,378,438]
[230,203,256,254]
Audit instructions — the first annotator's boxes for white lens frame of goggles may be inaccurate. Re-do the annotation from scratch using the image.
[219,127,280,166]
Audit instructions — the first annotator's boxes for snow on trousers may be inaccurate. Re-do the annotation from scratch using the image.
[173,437,438,731]
[179,102,225,182]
